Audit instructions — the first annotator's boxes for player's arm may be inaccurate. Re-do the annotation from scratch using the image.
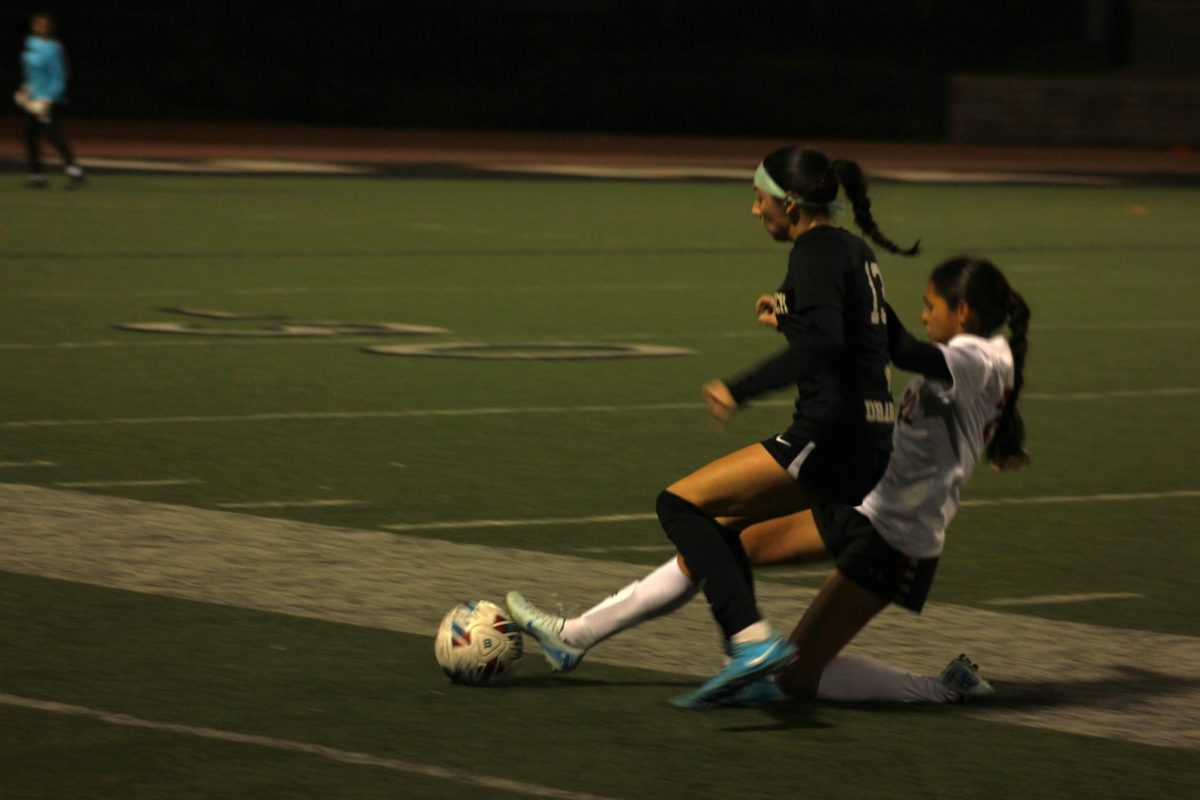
[884,301,952,383]
[724,305,845,405]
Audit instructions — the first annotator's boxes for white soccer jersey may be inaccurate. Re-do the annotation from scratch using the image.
[857,334,1014,558]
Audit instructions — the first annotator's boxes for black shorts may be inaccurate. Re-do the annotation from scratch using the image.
[812,504,939,613]
[760,433,889,507]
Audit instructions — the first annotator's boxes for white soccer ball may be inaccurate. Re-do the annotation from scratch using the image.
[434,600,523,685]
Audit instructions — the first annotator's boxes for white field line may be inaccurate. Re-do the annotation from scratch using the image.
[0,460,56,468]
[0,693,616,800]
[52,479,204,489]
[385,513,656,533]
[2,387,1197,430]
[1,483,1198,751]
[215,499,367,509]
[2,484,1200,753]
[382,490,1200,533]
[960,490,1200,507]
[984,592,1145,607]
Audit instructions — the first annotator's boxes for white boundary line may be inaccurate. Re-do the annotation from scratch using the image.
[52,479,204,488]
[382,490,1200,533]
[215,499,367,509]
[983,592,1145,607]
[0,460,56,468]
[3,388,1197,429]
[0,693,617,800]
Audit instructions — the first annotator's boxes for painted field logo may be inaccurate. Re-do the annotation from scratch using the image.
[117,308,447,337]
[364,342,694,360]
[116,310,694,360]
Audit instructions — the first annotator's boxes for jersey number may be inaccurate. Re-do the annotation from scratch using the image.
[863,261,885,325]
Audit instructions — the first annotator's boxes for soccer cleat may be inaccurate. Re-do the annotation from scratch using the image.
[670,635,797,709]
[65,166,85,190]
[939,653,995,701]
[504,591,586,673]
[713,676,787,707]
[25,175,47,189]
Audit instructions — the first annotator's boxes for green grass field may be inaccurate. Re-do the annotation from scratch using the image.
[1,172,1198,799]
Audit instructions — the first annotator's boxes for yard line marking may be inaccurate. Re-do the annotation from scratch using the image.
[383,490,1200,532]
[983,592,1145,607]
[385,513,656,532]
[2,482,1198,751]
[0,460,56,468]
[573,544,677,553]
[3,388,1197,429]
[0,693,617,800]
[215,499,367,509]
[52,479,204,488]
[961,490,1200,507]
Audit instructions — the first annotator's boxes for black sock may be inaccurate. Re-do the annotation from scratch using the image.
[656,489,759,639]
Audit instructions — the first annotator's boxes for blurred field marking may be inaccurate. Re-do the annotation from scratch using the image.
[52,479,204,488]
[0,461,56,468]
[984,592,1145,607]
[573,544,676,553]
[385,514,657,532]
[76,156,375,176]
[960,490,1200,507]
[4,388,1199,430]
[215,499,368,509]
[2,481,1198,752]
[0,693,616,800]
[380,491,1200,533]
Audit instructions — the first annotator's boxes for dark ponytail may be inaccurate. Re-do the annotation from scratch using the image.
[759,145,919,256]
[929,256,1031,467]
[831,159,920,256]
[986,290,1031,465]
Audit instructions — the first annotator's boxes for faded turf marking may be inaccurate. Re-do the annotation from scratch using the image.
[983,592,1145,607]
[215,499,368,510]
[3,387,1198,429]
[0,483,1197,751]
[385,513,656,532]
[382,490,1200,532]
[0,460,56,468]
[0,693,616,800]
[52,479,204,489]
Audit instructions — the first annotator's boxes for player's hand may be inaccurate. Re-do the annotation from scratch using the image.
[755,295,778,328]
[702,380,737,426]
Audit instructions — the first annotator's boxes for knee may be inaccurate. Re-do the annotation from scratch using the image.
[656,489,702,540]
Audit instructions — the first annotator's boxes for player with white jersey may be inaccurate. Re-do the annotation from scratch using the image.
[507,256,1031,707]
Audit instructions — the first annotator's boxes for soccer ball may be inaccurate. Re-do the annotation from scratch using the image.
[434,600,523,685]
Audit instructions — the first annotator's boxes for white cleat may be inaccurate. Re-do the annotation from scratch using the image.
[505,591,586,673]
[940,653,995,701]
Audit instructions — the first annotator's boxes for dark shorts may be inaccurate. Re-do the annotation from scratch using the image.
[812,504,939,613]
[760,433,889,507]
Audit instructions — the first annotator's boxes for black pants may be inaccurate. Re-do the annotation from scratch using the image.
[24,105,76,175]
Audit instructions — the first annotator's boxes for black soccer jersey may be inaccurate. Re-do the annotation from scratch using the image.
[726,225,895,451]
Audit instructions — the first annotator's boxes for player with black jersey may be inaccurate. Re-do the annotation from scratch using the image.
[507,256,1031,709]
[509,145,920,707]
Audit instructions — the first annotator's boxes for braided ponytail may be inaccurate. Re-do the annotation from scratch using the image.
[986,290,1031,465]
[831,159,920,256]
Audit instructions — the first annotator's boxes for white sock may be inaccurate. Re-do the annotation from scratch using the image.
[65,165,83,177]
[816,654,959,703]
[730,620,774,645]
[562,558,696,649]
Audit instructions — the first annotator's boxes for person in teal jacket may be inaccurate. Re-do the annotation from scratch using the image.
[15,13,83,188]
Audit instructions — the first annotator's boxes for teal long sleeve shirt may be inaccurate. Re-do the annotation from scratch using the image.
[21,35,68,102]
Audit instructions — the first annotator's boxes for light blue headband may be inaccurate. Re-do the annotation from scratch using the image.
[753,162,843,212]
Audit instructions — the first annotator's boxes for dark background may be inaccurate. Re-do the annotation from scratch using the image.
[0,1,1139,140]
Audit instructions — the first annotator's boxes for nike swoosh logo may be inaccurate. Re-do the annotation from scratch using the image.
[744,642,781,667]
[774,435,790,446]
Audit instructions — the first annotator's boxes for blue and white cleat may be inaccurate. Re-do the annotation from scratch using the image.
[939,653,995,701]
[671,636,796,709]
[713,676,787,707]
[504,591,586,673]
